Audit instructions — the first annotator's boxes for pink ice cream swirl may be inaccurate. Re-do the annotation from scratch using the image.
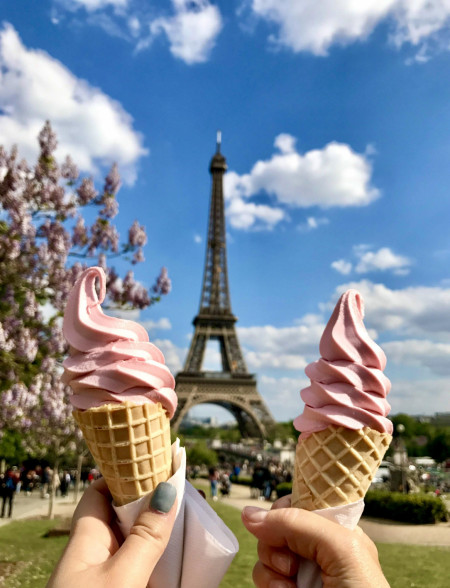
[293,289,392,439]
[62,266,177,418]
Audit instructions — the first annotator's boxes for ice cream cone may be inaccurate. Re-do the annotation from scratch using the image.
[291,425,391,510]
[74,400,172,506]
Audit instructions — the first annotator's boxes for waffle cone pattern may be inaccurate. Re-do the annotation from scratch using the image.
[291,426,391,510]
[74,401,172,506]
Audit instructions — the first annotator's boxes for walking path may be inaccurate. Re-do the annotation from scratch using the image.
[0,491,82,528]
[2,483,449,547]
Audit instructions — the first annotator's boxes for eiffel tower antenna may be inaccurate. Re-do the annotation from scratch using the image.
[216,129,222,153]
[172,135,275,438]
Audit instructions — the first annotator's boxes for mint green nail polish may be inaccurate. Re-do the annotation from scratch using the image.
[150,482,176,513]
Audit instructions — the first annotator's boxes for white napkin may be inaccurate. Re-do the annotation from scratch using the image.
[113,439,239,588]
[296,499,365,588]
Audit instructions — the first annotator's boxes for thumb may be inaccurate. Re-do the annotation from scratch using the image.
[241,505,341,561]
[110,482,177,587]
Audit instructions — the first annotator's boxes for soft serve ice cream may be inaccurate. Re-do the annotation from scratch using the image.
[63,266,176,505]
[294,289,392,438]
[291,289,392,511]
[62,266,177,417]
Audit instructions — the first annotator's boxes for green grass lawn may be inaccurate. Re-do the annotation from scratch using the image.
[0,518,68,587]
[0,505,448,587]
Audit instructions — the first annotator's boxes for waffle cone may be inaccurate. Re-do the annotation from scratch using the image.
[73,401,172,506]
[291,426,391,510]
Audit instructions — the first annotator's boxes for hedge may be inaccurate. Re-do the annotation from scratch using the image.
[276,482,292,498]
[274,485,448,524]
[364,490,449,524]
[230,475,253,486]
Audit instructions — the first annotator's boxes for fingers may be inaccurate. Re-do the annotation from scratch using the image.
[109,482,177,588]
[242,506,354,561]
[69,478,119,564]
[72,478,113,527]
[354,525,381,563]
[270,494,291,510]
[253,561,297,588]
[257,541,299,577]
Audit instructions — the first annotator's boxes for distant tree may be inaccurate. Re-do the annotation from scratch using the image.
[427,429,450,464]
[391,414,419,438]
[266,421,298,444]
[0,122,171,513]
[186,442,218,468]
[0,429,27,464]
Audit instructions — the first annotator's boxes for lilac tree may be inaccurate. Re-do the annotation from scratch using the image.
[0,122,171,512]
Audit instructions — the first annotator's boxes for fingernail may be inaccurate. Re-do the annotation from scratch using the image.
[150,482,176,513]
[272,553,292,575]
[243,506,268,522]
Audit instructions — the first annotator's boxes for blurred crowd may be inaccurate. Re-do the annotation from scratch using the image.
[0,464,101,518]
[187,458,293,502]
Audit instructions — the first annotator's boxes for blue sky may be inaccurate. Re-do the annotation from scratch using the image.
[2,0,450,423]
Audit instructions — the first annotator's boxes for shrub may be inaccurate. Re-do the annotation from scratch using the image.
[364,490,449,524]
[270,485,448,524]
[276,482,293,498]
[230,475,253,486]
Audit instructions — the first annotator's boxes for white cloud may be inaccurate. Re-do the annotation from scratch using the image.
[201,341,223,371]
[104,311,172,332]
[53,1,222,65]
[226,195,286,230]
[194,234,202,244]
[383,339,450,376]
[235,135,378,207]
[246,351,307,371]
[249,0,450,60]
[140,317,172,331]
[224,134,378,230]
[56,0,128,10]
[391,0,450,48]
[250,0,393,55]
[329,280,450,338]
[331,259,353,275]
[153,338,185,374]
[239,317,325,369]
[297,216,330,232]
[0,24,146,183]
[149,0,223,64]
[355,246,412,275]
[386,378,450,415]
[108,307,141,321]
[332,245,413,276]
[259,374,307,416]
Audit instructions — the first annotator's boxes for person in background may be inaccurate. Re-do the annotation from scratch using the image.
[60,470,71,497]
[1,468,19,518]
[208,466,219,501]
[41,466,52,499]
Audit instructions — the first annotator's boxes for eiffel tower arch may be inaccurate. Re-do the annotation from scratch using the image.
[172,134,275,438]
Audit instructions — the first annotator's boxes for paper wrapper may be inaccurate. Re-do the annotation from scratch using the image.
[113,439,239,588]
[296,499,365,588]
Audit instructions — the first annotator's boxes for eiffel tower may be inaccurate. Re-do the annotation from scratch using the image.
[172,133,275,438]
